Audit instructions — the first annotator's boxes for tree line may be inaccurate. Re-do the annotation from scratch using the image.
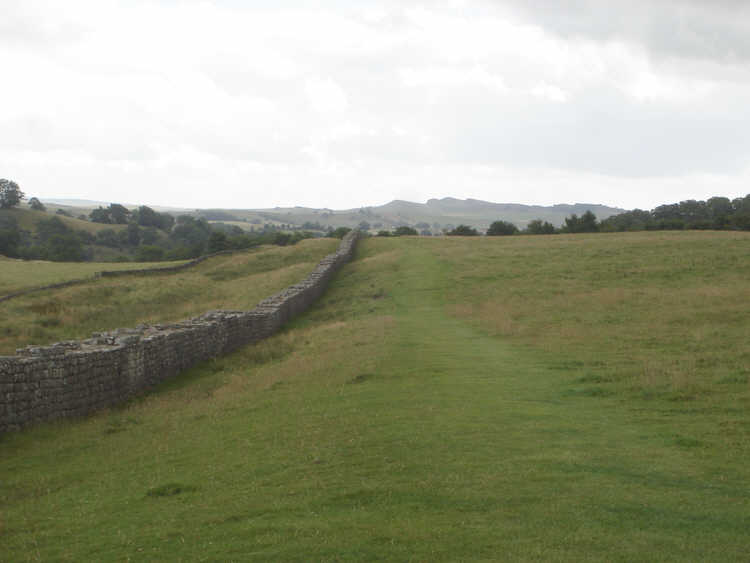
[442,194,750,236]
[0,182,321,262]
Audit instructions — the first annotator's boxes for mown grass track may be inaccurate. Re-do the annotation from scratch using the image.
[1,232,749,561]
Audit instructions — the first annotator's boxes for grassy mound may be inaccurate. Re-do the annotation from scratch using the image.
[1,232,749,561]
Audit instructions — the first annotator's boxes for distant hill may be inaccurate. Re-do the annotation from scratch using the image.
[40,199,188,214]
[224,198,627,232]
[31,197,627,233]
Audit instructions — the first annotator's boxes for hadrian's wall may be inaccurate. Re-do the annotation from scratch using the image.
[0,231,360,433]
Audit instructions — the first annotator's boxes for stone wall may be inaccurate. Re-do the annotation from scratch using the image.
[0,231,359,433]
[96,249,236,279]
[0,250,236,304]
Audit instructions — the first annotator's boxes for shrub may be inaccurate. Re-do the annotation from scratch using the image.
[331,227,352,239]
[524,219,556,235]
[487,220,518,236]
[28,197,46,211]
[0,179,24,209]
[446,225,479,236]
[394,226,418,236]
[136,245,166,262]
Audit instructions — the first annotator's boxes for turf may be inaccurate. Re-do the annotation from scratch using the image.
[0,238,339,354]
[0,256,188,296]
[1,232,749,561]
[0,207,127,235]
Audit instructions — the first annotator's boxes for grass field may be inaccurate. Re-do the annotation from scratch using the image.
[0,238,339,354]
[1,231,749,560]
[0,207,127,235]
[0,256,189,296]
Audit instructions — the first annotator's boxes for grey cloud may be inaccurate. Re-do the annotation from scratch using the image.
[427,85,750,177]
[3,0,750,210]
[0,2,87,49]
[501,0,750,63]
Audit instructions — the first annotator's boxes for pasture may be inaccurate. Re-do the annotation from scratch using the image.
[1,231,749,561]
[0,207,127,235]
[0,256,186,296]
[0,238,339,355]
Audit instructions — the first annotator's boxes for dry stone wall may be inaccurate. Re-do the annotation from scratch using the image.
[0,231,359,433]
[0,250,236,304]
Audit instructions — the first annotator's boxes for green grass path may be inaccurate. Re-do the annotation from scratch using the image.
[1,238,748,561]
[337,241,748,561]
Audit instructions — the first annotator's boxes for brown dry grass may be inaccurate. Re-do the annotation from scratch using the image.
[435,231,750,399]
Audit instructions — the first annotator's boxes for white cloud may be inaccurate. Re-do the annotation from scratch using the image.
[0,0,748,210]
[305,78,350,114]
[531,83,568,103]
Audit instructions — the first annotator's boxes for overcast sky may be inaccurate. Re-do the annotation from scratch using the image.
[2,0,750,210]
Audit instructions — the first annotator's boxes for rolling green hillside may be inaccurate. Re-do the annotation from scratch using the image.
[219,198,626,231]
[0,207,127,235]
[1,231,749,561]
[32,197,626,232]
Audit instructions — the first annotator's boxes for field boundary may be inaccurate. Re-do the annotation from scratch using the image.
[0,250,241,304]
[0,231,360,433]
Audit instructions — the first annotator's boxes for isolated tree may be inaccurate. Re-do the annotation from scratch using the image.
[446,224,478,236]
[0,179,25,209]
[487,220,518,236]
[28,197,46,211]
[580,210,599,232]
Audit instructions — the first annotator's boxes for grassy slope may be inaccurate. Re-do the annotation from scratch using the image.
[0,257,189,296]
[1,233,749,560]
[0,238,339,354]
[1,207,127,234]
